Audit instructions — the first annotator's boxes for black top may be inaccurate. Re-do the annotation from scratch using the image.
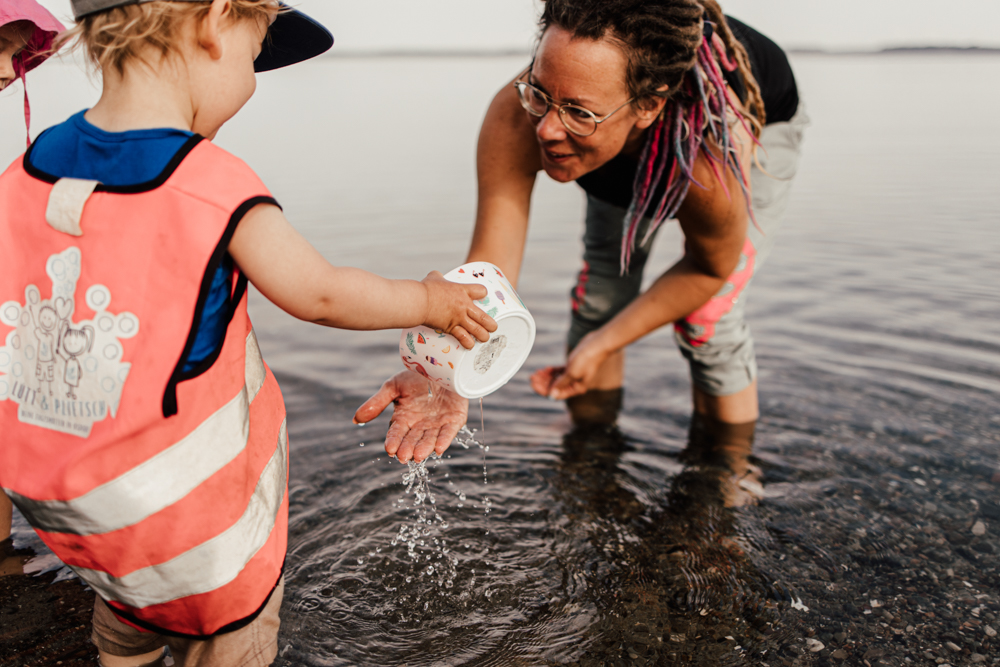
[575,16,798,209]
[726,16,799,125]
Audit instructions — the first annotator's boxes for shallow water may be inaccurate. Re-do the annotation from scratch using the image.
[4,53,1000,665]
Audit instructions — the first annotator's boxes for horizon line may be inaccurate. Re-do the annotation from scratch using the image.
[321,45,1000,59]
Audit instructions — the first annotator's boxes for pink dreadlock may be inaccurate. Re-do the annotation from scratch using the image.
[539,0,767,274]
[619,25,761,273]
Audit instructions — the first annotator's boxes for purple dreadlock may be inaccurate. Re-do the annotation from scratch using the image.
[539,0,766,274]
[620,28,761,271]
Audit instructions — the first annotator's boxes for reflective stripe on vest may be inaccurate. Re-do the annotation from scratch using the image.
[75,419,286,609]
[8,331,269,537]
[0,139,288,637]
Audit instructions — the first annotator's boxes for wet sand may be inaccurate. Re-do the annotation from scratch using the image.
[0,539,98,666]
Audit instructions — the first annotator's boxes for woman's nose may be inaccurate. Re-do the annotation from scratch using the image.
[535,107,567,142]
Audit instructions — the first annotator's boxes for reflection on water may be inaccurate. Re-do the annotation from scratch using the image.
[3,53,1000,665]
[263,53,1000,666]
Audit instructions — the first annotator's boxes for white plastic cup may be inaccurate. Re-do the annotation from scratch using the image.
[399,262,536,399]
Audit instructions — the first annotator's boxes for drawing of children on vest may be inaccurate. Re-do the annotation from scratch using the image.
[0,247,140,438]
[28,302,63,396]
[59,323,95,399]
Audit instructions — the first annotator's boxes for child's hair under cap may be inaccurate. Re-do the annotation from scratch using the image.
[69,0,333,71]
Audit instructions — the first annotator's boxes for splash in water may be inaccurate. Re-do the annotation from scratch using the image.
[387,454,459,590]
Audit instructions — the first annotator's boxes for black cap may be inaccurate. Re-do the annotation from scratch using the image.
[257,5,333,72]
[69,1,333,71]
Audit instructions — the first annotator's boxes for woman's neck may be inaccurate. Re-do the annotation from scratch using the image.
[621,123,651,158]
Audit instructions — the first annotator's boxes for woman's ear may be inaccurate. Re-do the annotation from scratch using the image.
[634,87,669,128]
[198,0,233,60]
[635,96,667,130]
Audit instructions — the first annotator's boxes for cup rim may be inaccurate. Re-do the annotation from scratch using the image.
[452,310,535,399]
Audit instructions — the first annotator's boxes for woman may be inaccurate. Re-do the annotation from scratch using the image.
[356,0,807,481]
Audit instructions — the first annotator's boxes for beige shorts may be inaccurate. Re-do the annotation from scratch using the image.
[91,577,284,667]
[568,103,810,396]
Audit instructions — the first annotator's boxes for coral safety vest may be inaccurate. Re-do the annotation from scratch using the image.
[0,137,288,638]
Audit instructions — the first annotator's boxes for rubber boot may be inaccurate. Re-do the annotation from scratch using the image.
[566,388,623,427]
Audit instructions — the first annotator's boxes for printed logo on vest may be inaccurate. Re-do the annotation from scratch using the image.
[0,247,139,438]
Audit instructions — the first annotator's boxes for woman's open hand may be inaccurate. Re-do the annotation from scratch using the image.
[354,370,470,464]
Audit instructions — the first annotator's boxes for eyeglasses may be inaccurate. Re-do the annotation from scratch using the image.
[513,75,634,138]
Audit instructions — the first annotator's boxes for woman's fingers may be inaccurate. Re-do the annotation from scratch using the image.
[395,425,428,464]
[434,421,462,457]
[548,372,588,400]
[530,366,564,396]
[411,426,443,463]
[396,428,423,463]
[393,422,462,464]
[385,419,409,458]
[354,380,398,425]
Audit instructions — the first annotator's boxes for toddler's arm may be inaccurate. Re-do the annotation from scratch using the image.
[228,203,496,348]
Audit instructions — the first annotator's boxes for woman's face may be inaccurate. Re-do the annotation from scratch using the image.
[0,22,30,92]
[529,25,661,183]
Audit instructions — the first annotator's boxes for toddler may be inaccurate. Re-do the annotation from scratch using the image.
[0,2,495,666]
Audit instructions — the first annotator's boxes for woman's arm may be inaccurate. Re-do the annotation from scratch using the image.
[540,125,754,399]
[228,203,496,348]
[465,76,542,288]
[355,72,542,463]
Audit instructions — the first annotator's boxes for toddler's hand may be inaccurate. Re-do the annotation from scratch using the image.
[421,272,497,349]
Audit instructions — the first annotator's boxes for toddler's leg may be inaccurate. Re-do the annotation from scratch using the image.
[166,576,284,667]
[0,495,25,577]
[92,596,167,666]
[99,649,168,667]
[1,491,11,541]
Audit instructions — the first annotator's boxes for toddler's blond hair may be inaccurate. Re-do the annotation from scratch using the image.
[58,1,277,75]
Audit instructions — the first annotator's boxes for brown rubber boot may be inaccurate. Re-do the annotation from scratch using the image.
[679,413,763,507]
[566,388,624,427]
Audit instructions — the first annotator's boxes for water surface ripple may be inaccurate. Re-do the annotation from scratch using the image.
[259,54,1000,666]
[4,53,999,666]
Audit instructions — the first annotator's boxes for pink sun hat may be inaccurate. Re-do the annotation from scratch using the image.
[1,0,66,145]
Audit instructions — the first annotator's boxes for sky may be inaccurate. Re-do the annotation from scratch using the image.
[33,0,1000,53]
